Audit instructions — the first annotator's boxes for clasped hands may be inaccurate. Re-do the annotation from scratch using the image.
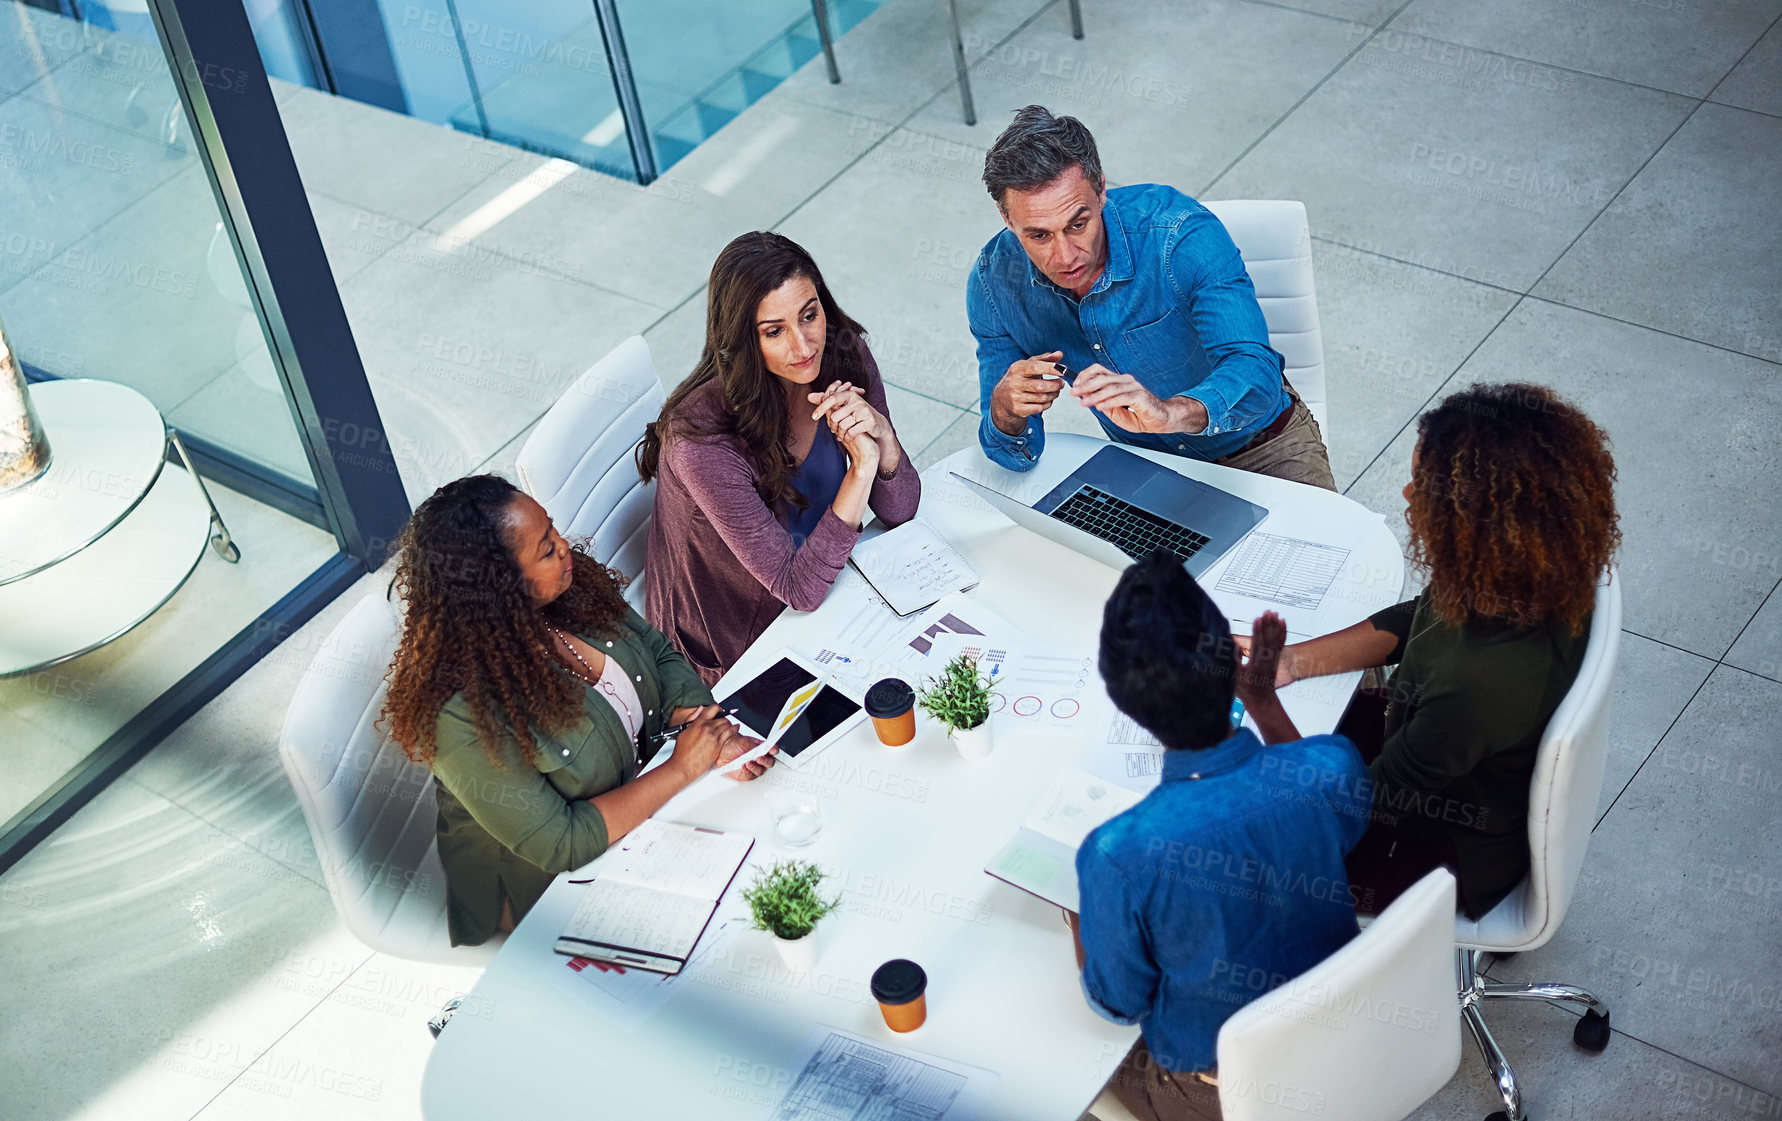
[808,380,896,475]
[990,351,1209,437]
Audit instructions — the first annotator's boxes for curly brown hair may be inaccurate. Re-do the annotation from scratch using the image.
[1407,383,1619,634]
[380,475,630,768]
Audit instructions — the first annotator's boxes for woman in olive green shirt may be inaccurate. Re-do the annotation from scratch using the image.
[1237,383,1619,919]
[381,475,775,946]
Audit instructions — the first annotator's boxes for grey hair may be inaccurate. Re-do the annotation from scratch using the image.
[982,105,1105,212]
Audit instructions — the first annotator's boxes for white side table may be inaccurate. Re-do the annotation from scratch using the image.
[0,379,241,677]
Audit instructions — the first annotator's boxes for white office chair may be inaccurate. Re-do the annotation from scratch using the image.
[515,335,665,613]
[1086,870,1461,1121]
[1200,200,1328,436]
[1449,572,1623,1121]
[278,593,501,966]
[1220,869,1462,1121]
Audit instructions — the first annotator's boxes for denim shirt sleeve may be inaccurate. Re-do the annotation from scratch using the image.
[1167,212,1287,437]
[968,256,1043,472]
[1075,830,1158,1024]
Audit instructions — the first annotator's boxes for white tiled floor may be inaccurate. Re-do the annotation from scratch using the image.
[3,0,1780,1118]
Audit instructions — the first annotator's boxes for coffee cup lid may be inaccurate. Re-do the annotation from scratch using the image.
[870,958,927,1004]
[864,678,915,719]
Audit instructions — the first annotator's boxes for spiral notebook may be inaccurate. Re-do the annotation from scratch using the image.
[554,819,754,975]
[848,519,979,616]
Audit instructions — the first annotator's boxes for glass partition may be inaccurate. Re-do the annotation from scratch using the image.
[0,0,342,842]
[614,0,876,170]
[250,0,884,182]
[1,1,315,489]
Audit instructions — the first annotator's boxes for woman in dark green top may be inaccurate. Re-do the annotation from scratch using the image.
[1238,383,1619,918]
[381,475,775,946]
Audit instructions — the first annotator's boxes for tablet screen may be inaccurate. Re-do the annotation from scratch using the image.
[718,657,862,758]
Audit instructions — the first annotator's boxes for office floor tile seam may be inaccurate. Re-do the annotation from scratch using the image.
[1242,0,1382,29]
[1201,0,1416,196]
[181,944,380,1121]
[1707,93,1782,120]
[299,188,434,289]
[1328,80,1715,494]
[765,6,1055,233]
[1721,582,1782,686]
[1695,8,1782,111]
[1301,238,1510,302]
[120,770,331,894]
[1511,95,1703,292]
[1588,652,1715,831]
[1334,296,1524,498]
[1451,980,1781,1106]
[1206,33,1717,221]
[1516,293,1782,369]
[1382,4,1782,103]
[771,0,1059,117]
[1705,92,1782,119]
[1617,617,1782,682]
[348,192,679,315]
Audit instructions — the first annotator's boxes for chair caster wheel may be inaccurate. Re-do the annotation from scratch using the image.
[1573,1008,1611,1052]
[1485,1112,1527,1121]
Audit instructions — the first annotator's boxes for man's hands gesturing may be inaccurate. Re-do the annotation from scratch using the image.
[989,351,1067,435]
[1071,365,1208,435]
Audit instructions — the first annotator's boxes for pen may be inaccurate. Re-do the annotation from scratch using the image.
[654,706,739,742]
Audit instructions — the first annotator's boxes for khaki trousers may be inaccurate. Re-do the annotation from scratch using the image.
[1213,386,1336,492]
[1107,1041,1225,1121]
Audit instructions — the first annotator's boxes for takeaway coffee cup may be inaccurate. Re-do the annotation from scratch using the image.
[871,958,928,1032]
[864,678,917,747]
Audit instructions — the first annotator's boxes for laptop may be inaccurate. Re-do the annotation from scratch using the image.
[948,445,1268,576]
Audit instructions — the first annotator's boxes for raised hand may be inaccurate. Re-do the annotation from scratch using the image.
[1235,611,1289,706]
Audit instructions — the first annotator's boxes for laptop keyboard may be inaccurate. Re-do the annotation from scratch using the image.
[1049,484,1211,563]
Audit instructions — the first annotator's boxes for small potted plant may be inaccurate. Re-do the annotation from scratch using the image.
[918,652,995,760]
[742,859,839,973]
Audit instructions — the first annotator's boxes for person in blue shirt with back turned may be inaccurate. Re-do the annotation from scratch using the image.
[1067,552,1370,1120]
[969,106,1335,490]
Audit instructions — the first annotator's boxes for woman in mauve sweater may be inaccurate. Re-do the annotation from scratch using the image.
[637,232,921,684]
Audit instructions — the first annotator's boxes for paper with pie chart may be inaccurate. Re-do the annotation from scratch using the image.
[926,632,1109,734]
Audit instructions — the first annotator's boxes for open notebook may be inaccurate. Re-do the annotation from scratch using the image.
[849,518,979,616]
[985,769,1144,912]
[555,819,754,975]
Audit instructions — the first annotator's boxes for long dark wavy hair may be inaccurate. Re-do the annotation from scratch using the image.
[636,231,868,510]
[380,475,631,768]
[1408,383,1620,634]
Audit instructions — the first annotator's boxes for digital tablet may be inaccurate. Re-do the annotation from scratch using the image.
[716,649,865,769]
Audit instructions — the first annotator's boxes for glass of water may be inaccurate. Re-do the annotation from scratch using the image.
[767,788,823,847]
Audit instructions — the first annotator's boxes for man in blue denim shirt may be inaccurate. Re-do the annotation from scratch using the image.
[970,106,1334,489]
[1066,554,1370,1120]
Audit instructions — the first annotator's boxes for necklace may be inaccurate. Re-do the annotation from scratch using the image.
[549,625,639,761]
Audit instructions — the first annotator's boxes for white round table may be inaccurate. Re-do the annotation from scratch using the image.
[421,435,1407,1121]
[0,379,239,677]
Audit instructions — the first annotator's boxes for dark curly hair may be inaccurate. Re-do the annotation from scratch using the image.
[635,231,868,511]
[380,475,630,768]
[1408,383,1620,634]
[1099,551,1238,751]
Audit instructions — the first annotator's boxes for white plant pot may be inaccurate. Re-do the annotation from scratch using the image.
[773,928,819,973]
[950,721,993,760]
